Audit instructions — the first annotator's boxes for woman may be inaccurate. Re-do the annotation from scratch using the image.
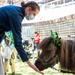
[0,1,44,75]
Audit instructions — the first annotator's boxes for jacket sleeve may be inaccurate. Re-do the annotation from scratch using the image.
[9,15,29,62]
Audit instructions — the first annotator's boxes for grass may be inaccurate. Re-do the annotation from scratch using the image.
[6,51,73,75]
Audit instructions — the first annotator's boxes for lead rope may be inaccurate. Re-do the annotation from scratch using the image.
[50,66,75,74]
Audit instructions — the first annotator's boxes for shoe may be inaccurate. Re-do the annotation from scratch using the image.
[5,73,6,75]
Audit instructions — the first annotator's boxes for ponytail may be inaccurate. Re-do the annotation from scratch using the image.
[21,1,25,7]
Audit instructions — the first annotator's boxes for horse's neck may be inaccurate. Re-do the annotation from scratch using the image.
[59,39,75,70]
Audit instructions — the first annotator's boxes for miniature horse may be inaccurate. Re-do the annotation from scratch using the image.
[35,37,75,74]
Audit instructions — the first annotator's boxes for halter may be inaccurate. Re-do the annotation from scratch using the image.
[38,55,75,74]
[38,55,58,67]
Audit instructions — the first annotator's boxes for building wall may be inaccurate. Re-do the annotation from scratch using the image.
[22,18,75,41]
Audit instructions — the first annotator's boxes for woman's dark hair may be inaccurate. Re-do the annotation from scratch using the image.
[21,1,40,11]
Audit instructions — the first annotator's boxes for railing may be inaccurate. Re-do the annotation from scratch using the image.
[39,1,75,9]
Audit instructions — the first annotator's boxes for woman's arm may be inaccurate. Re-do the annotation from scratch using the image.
[27,60,44,75]
[9,13,44,75]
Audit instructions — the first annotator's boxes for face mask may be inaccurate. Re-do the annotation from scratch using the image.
[26,14,35,20]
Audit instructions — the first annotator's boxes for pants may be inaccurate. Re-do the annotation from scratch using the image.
[34,43,40,56]
[0,51,5,75]
[3,57,15,73]
[34,43,39,50]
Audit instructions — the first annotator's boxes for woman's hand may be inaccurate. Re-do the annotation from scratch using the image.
[26,60,44,75]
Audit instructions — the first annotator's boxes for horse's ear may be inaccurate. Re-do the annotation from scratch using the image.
[58,37,61,40]
[55,37,61,47]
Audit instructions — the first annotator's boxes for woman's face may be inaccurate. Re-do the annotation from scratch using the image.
[31,9,39,16]
[25,7,40,20]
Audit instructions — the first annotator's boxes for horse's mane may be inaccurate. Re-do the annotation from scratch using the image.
[59,39,75,70]
[38,37,53,50]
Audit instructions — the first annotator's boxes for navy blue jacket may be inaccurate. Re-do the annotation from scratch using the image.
[0,5,29,62]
